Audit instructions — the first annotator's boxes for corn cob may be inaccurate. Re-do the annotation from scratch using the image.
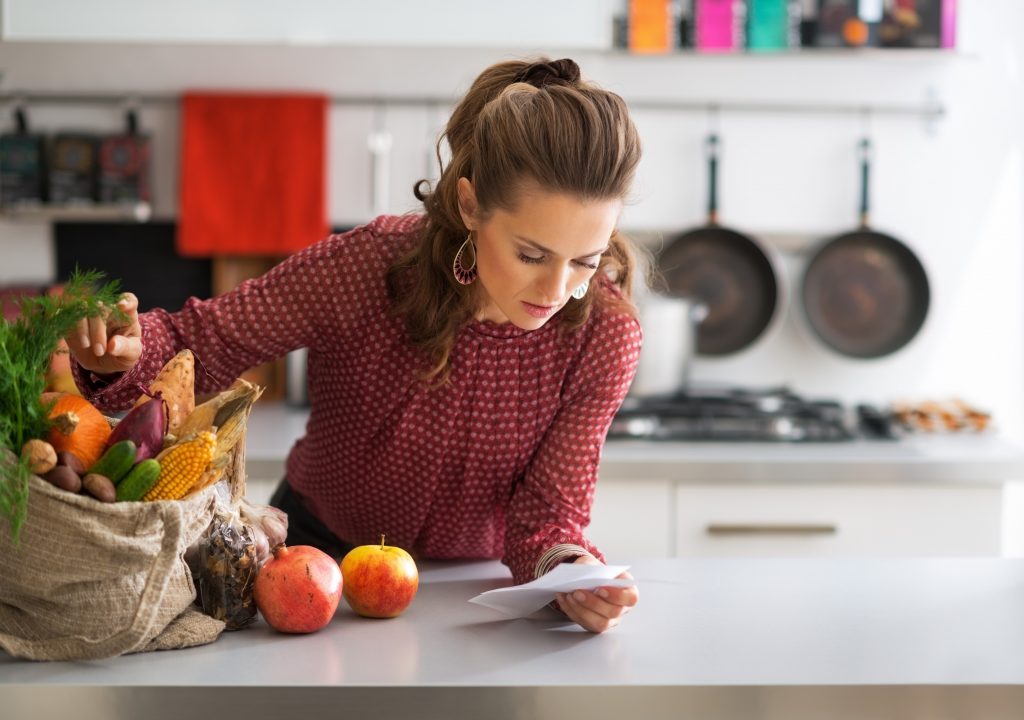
[177,378,257,439]
[212,383,263,462]
[188,465,227,496]
[144,431,216,501]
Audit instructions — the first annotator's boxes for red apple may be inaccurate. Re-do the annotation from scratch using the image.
[254,545,342,633]
[340,535,419,618]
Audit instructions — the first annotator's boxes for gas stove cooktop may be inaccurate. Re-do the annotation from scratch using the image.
[608,385,896,442]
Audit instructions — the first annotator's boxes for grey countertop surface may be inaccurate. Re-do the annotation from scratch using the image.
[243,403,1024,484]
[3,557,1024,687]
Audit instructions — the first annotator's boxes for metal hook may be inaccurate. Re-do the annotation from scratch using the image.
[704,131,720,159]
[923,86,943,136]
[122,95,141,136]
[13,104,28,134]
[859,107,873,142]
[706,104,721,136]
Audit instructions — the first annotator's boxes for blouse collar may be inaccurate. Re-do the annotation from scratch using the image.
[466,314,561,339]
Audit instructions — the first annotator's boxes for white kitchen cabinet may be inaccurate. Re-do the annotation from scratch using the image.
[327,104,375,226]
[382,105,443,218]
[675,483,1004,557]
[328,104,443,226]
[588,478,674,561]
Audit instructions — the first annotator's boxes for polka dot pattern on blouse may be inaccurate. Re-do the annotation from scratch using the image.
[74,214,643,584]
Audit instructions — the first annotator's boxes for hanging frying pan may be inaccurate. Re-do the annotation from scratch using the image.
[800,138,930,359]
[657,134,781,356]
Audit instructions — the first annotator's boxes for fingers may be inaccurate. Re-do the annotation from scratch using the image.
[87,313,108,357]
[107,338,143,372]
[71,318,91,355]
[117,292,139,314]
[557,590,623,633]
[597,571,639,607]
[91,294,144,356]
[561,559,639,632]
[64,293,143,373]
[580,588,632,619]
[107,294,142,343]
[114,293,141,334]
[593,585,639,609]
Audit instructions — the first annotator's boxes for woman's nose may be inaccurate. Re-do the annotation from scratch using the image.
[538,265,571,303]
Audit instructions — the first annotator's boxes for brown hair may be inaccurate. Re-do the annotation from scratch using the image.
[386,57,643,384]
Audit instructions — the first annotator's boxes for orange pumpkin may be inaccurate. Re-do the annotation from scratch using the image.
[45,393,112,469]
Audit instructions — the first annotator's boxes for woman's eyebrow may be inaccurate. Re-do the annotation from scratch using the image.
[515,235,609,259]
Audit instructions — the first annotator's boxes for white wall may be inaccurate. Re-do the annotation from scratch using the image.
[1,1,1022,440]
[1,0,616,47]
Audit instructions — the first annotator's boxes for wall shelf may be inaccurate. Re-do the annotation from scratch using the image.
[0,203,152,223]
[0,90,945,124]
[603,48,964,59]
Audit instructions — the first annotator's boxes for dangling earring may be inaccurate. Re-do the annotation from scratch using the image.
[453,232,478,285]
[571,280,589,300]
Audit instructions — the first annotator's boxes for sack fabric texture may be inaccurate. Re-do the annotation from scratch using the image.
[0,471,224,661]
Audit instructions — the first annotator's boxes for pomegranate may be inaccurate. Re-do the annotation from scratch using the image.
[254,545,342,633]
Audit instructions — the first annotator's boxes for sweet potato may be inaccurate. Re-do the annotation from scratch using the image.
[135,349,195,436]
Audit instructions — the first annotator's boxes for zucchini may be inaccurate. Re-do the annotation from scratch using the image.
[116,459,162,502]
[88,440,137,483]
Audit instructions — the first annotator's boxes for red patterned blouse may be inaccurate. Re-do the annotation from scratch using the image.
[75,214,643,584]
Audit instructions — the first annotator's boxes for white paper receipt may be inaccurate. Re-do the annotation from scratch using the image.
[468,563,635,618]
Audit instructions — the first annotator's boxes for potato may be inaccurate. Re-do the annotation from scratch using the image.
[56,450,86,476]
[82,473,116,503]
[42,465,83,494]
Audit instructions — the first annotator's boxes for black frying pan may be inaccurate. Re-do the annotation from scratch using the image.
[658,134,780,356]
[801,138,930,359]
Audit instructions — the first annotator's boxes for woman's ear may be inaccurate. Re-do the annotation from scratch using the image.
[456,177,478,230]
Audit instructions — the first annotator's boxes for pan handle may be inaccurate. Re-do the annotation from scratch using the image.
[858,137,872,229]
[705,134,720,226]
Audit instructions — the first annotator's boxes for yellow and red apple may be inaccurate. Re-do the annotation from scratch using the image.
[340,535,418,618]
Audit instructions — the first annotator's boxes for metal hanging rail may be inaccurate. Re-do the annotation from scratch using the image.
[0,90,945,123]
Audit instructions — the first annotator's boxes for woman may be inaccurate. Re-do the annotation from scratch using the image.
[67,57,643,633]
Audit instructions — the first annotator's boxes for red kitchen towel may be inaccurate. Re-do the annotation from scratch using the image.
[178,92,329,256]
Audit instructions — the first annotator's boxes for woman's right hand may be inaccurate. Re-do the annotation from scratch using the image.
[66,292,143,376]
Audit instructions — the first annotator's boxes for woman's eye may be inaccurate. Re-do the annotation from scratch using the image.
[518,253,545,265]
[575,260,599,270]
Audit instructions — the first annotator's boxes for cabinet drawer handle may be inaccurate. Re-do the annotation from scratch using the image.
[706,523,838,536]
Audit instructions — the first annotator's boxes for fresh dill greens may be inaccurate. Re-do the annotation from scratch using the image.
[1,268,126,545]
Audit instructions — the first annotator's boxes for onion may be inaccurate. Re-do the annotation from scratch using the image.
[106,389,168,462]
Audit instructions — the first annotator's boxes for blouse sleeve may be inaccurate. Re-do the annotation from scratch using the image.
[501,309,643,585]
[73,225,382,413]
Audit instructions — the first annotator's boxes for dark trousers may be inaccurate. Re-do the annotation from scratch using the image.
[269,479,356,561]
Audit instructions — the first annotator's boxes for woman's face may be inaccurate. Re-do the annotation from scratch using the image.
[457,178,621,330]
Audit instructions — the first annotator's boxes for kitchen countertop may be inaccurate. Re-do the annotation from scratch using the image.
[244,403,1024,485]
[3,557,1024,719]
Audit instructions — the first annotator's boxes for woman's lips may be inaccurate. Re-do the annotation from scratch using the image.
[521,301,557,319]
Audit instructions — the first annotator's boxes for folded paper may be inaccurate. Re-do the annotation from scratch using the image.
[469,563,635,618]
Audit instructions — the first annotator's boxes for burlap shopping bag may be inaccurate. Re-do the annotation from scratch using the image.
[0,466,224,661]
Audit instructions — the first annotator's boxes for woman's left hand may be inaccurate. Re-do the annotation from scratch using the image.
[555,555,638,633]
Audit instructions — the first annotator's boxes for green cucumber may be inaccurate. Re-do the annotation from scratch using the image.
[115,459,162,502]
[89,440,137,483]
